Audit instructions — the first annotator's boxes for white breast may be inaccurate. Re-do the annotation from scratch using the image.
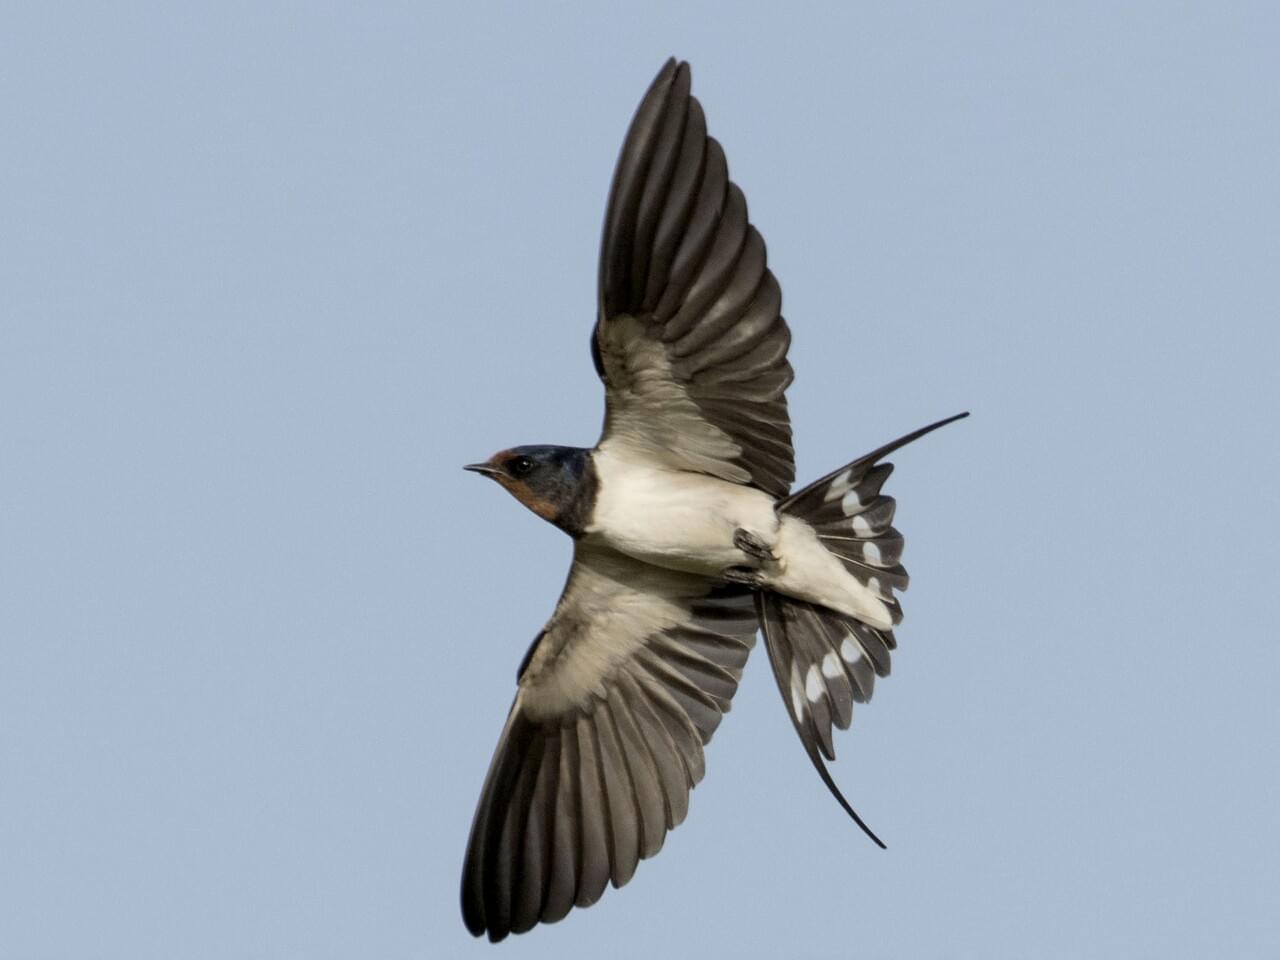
[586,445,779,576]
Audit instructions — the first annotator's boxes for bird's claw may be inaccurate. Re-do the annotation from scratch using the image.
[721,565,764,588]
[733,528,776,562]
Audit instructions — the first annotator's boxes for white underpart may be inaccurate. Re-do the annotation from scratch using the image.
[769,517,894,629]
[587,445,894,630]
[588,445,780,574]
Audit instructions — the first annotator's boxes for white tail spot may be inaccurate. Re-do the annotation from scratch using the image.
[840,636,863,665]
[840,488,864,516]
[862,540,883,564]
[805,664,824,703]
[823,469,854,502]
[789,661,806,718]
[851,514,873,536]
[821,651,843,679]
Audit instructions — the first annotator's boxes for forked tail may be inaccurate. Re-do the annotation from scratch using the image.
[755,412,968,847]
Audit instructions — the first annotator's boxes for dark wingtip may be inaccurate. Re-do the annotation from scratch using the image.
[460,899,485,939]
[653,56,679,86]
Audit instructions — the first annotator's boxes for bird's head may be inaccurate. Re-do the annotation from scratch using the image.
[464,445,595,534]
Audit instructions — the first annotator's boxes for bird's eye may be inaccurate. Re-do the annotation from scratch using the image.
[510,456,534,477]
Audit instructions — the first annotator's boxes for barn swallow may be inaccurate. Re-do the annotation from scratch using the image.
[460,58,967,941]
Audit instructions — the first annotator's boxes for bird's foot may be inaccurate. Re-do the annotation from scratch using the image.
[720,565,764,588]
[733,528,776,562]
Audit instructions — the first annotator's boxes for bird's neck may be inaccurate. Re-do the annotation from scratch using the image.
[552,448,598,538]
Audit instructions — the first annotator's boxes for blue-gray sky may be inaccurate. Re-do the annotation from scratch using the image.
[3,3,1278,957]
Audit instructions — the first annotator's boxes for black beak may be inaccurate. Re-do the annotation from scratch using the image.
[463,462,503,478]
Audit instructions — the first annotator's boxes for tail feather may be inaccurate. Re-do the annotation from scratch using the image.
[756,592,887,849]
[758,412,968,846]
[779,411,969,514]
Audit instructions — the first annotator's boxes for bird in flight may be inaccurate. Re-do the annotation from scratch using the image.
[460,58,966,942]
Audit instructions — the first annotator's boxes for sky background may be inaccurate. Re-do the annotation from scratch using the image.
[3,2,1279,958]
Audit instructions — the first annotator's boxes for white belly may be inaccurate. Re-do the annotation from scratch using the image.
[585,447,779,575]
[585,447,894,629]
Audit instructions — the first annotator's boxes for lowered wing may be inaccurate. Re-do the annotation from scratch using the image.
[460,544,758,941]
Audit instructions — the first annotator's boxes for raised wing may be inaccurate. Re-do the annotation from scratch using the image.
[593,58,795,498]
[460,544,758,941]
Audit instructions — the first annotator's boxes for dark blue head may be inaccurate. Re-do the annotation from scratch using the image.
[464,445,596,535]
